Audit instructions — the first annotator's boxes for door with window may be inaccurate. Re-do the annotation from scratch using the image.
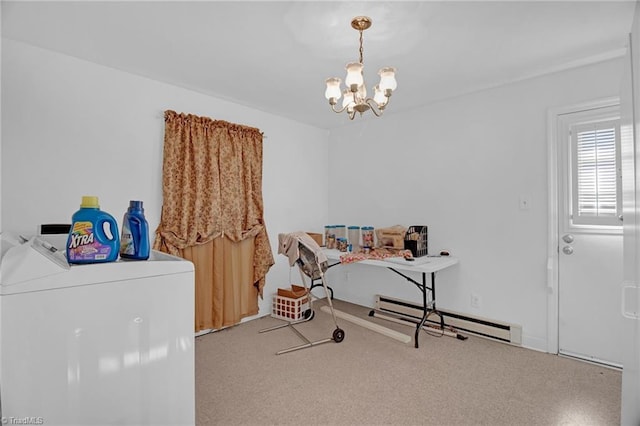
[557,102,624,367]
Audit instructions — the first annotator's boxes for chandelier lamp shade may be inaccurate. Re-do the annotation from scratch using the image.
[324,16,397,120]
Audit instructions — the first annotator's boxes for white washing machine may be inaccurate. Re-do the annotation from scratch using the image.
[0,233,195,425]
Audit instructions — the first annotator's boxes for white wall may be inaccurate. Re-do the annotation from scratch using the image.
[1,37,627,351]
[1,39,329,316]
[326,58,625,351]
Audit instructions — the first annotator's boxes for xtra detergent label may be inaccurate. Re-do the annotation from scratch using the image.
[67,221,111,261]
[120,220,135,255]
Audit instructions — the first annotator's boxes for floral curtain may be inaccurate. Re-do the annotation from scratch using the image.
[154,110,274,330]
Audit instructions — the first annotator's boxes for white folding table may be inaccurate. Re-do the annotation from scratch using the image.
[322,248,458,348]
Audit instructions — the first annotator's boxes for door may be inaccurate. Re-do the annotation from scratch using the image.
[621,9,640,423]
[557,102,625,368]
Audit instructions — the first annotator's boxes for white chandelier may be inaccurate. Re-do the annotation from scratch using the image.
[324,16,397,120]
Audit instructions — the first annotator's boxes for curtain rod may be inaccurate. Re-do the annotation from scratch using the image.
[159,111,267,139]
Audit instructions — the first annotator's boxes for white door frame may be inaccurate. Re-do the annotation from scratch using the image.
[546,96,621,354]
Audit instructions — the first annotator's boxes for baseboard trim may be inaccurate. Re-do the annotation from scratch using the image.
[375,294,522,345]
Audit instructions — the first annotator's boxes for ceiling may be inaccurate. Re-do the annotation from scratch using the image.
[1,1,636,129]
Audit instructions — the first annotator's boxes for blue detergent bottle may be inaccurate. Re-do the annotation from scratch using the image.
[120,200,150,260]
[66,196,120,264]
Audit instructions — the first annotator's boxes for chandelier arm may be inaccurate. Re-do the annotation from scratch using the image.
[330,103,351,114]
[364,98,384,117]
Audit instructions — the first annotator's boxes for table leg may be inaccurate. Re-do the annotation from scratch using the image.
[415,272,442,348]
[414,272,428,348]
[385,268,439,349]
[432,272,444,329]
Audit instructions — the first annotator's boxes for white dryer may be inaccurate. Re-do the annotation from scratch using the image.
[0,234,195,425]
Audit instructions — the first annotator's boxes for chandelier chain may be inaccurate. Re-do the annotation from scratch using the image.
[358,30,364,64]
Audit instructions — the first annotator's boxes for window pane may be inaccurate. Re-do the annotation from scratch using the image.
[571,119,621,227]
[577,127,617,216]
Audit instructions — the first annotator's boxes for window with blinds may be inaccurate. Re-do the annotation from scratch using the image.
[570,119,622,227]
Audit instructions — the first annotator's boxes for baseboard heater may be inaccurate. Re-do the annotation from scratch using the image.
[374,294,522,345]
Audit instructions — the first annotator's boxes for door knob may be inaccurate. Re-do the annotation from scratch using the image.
[562,246,574,255]
[562,234,574,244]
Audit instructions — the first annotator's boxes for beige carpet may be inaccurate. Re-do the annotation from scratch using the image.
[195,299,621,426]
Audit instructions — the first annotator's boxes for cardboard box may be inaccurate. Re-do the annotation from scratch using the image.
[376,225,407,249]
[306,232,323,247]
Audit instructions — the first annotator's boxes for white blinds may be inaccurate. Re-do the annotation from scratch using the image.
[571,119,621,226]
